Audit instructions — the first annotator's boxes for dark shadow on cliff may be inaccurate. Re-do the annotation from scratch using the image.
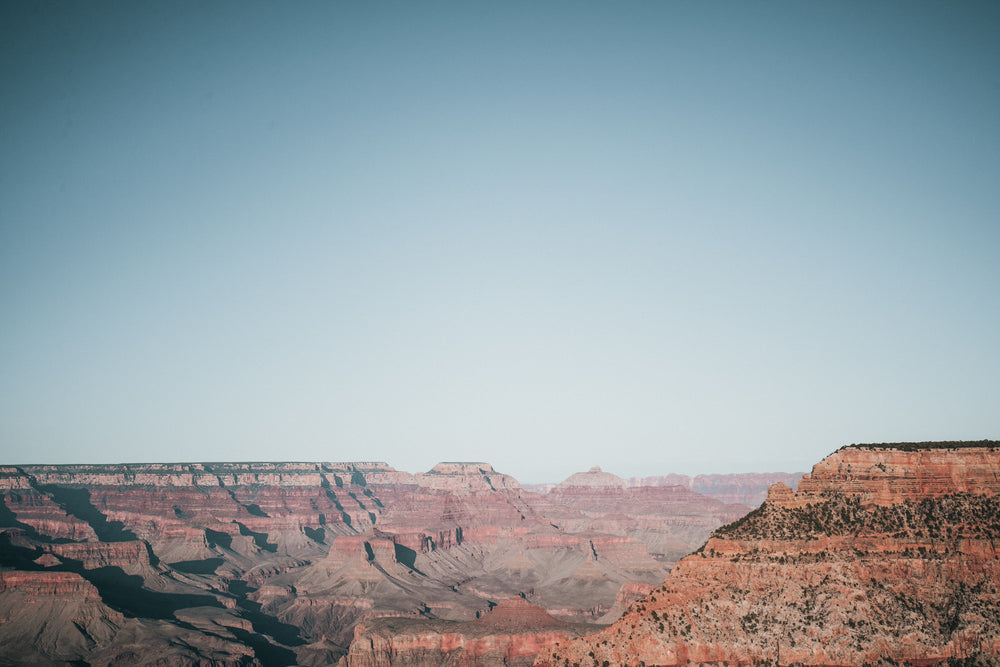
[0,495,76,544]
[39,486,137,542]
[233,521,277,552]
[168,557,224,575]
[393,543,426,576]
[0,534,223,621]
[235,597,304,648]
[227,625,298,666]
[303,526,325,543]
[0,497,48,544]
[223,576,304,652]
[0,531,44,568]
[60,559,222,620]
[205,528,233,549]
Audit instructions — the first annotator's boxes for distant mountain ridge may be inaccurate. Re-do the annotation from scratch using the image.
[524,467,804,506]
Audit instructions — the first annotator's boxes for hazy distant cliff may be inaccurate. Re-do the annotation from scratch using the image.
[525,468,803,506]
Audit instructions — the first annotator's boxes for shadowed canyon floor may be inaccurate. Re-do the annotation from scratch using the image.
[0,461,779,665]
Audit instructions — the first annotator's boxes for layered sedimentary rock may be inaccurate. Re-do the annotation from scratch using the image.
[0,459,752,665]
[537,442,1000,667]
[345,597,600,667]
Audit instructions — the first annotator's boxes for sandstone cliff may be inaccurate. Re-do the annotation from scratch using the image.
[537,442,1000,667]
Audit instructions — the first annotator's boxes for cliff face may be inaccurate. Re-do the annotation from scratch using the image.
[794,446,1000,505]
[0,460,750,666]
[537,444,1000,667]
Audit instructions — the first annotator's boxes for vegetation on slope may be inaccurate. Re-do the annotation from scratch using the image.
[714,492,1000,543]
[840,441,999,452]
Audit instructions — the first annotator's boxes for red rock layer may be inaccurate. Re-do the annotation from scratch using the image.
[794,445,1000,506]
[0,570,99,598]
[537,445,1000,667]
[2,490,97,540]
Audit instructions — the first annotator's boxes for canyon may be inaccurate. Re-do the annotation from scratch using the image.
[5,442,996,666]
[0,460,778,665]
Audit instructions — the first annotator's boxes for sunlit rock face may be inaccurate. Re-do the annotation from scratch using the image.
[0,459,750,665]
[536,442,1000,667]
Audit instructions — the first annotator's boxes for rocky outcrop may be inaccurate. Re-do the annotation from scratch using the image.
[537,442,1000,667]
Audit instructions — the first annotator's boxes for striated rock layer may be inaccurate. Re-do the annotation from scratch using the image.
[0,459,754,665]
[537,442,1000,667]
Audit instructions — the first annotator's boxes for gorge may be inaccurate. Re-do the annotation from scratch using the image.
[2,441,998,666]
[0,460,775,665]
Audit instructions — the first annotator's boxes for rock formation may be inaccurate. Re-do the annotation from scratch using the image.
[536,441,1000,667]
[0,460,753,665]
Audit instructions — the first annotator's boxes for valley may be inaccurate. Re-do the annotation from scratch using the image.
[4,442,997,666]
[0,460,774,665]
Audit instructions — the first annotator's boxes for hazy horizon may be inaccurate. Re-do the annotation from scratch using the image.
[1,456,812,487]
[2,2,998,485]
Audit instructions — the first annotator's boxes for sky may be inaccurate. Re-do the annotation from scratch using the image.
[1,1,998,484]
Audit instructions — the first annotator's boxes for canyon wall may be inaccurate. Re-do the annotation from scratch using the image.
[0,459,751,665]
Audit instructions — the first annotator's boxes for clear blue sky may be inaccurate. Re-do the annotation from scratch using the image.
[2,1,998,483]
